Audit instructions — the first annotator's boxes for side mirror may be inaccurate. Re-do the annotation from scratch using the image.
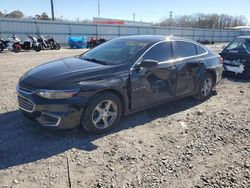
[139,59,158,69]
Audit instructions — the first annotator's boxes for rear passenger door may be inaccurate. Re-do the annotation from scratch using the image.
[173,41,205,96]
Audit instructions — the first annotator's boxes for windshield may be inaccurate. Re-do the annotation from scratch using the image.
[81,38,149,65]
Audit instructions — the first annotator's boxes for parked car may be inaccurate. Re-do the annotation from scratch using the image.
[17,35,223,134]
[220,36,250,78]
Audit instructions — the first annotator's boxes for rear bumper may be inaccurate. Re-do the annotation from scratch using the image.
[17,91,89,130]
[213,64,223,85]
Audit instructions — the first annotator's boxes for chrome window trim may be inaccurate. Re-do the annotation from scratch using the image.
[130,39,208,70]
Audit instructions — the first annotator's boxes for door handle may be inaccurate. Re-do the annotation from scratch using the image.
[168,66,176,70]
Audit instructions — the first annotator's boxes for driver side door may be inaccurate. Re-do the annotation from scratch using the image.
[130,41,178,110]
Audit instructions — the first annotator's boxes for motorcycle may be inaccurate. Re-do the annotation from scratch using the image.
[87,37,106,48]
[38,35,61,50]
[0,38,10,52]
[9,34,22,53]
[22,35,42,52]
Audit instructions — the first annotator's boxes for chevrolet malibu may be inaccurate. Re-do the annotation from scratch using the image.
[17,35,223,134]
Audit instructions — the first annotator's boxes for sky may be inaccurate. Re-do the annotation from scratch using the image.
[1,0,250,23]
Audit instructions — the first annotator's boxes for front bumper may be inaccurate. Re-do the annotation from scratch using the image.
[17,88,89,130]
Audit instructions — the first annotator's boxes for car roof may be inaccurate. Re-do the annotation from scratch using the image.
[118,35,193,43]
[237,36,250,39]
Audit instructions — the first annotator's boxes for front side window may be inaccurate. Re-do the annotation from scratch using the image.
[143,42,172,62]
[81,39,149,65]
[174,41,197,58]
[226,38,245,50]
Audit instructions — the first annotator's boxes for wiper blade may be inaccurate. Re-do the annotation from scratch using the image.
[83,58,108,65]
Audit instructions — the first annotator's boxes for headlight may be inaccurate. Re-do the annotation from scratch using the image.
[35,89,80,99]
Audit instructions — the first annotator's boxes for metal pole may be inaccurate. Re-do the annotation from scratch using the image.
[51,0,55,21]
[98,0,100,17]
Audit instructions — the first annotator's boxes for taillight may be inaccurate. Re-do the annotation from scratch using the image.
[219,57,224,64]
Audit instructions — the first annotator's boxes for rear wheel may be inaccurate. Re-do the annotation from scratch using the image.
[33,45,42,52]
[194,73,215,101]
[81,93,122,134]
[54,43,61,50]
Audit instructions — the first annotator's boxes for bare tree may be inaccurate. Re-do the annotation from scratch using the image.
[157,13,248,29]
[0,11,4,18]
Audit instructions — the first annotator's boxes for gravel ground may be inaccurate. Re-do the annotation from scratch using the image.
[0,45,249,188]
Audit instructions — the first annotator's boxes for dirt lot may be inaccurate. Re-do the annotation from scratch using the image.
[0,46,249,188]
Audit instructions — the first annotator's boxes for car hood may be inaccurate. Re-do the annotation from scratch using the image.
[20,57,118,89]
[27,57,107,80]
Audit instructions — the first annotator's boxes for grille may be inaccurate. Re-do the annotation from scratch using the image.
[18,95,35,112]
[18,86,35,94]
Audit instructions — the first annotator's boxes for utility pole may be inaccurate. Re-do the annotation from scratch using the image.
[133,13,136,22]
[98,0,100,17]
[50,0,55,21]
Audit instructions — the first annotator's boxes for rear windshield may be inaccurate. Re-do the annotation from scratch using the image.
[226,38,245,50]
[244,39,250,52]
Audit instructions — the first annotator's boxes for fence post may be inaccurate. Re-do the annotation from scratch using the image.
[118,25,121,37]
[36,21,39,35]
[96,24,98,37]
[68,23,71,36]
[212,30,214,42]
[192,29,195,41]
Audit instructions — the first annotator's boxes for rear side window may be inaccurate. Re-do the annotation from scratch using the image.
[143,42,172,62]
[196,45,207,54]
[174,41,197,58]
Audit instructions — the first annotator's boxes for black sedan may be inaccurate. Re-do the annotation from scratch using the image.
[220,36,250,78]
[17,35,223,134]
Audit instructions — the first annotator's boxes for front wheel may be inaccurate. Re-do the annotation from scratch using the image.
[81,93,122,134]
[194,73,215,101]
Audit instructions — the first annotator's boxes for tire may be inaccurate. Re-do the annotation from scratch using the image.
[33,45,42,52]
[12,44,21,53]
[81,93,122,134]
[54,43,61,50]
[194,73,215,101]
[0,46,3,52]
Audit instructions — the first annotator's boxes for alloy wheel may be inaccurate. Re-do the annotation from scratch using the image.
[92,100,118,129]
[201,77,213,97]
